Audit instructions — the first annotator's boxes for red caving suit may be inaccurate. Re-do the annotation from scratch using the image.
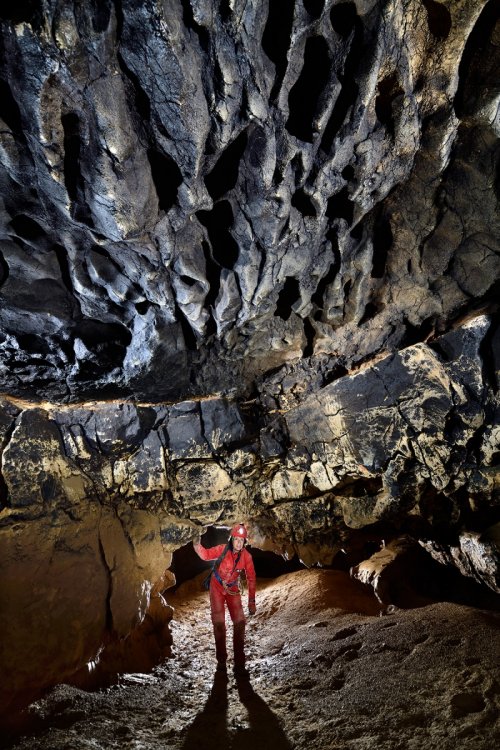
[194,542,256,667]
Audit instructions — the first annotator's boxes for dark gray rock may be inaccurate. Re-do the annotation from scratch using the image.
[0,0,497,402]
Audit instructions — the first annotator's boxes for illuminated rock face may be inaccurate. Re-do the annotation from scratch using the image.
[0,0,499,718]
[0,315,499,712]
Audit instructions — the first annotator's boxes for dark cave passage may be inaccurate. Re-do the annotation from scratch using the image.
[170,526,304,590]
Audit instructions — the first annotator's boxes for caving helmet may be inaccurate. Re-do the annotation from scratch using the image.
[230,523,248,539]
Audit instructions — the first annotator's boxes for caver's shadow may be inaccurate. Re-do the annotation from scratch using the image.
[233,675,293,750]
[181,671,229,749]
[181,673,292,750]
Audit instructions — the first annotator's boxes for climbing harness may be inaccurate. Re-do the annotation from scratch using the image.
[204,546,243,594]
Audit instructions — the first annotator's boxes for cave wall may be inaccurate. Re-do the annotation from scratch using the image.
[1,314,499,712]
[0,0,499,719]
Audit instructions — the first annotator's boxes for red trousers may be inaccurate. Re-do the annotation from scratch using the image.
[209,579,246,666]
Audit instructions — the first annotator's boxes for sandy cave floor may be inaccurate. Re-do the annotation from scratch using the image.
[4,569,500,750]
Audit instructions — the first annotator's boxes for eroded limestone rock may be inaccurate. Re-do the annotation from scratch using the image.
[0,0,497,402]
[1,313,498,713]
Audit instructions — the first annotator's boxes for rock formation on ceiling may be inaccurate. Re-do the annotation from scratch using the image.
[0,0,499,721]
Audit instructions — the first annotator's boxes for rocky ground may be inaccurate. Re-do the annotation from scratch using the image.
[3,568,500,750]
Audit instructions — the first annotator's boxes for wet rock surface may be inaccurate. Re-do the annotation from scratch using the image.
[3,569,500,750]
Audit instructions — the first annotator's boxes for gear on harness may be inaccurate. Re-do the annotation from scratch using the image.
[202,524,248,589]
[202,542,230,590]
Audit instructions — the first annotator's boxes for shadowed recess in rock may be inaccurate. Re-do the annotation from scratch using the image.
[274,276,301,321]
[204,129,248,201]
[320,1,363,153]
[197,201,239,270]
[291,188,317,217]
[421,0,452,40]
[88,0,113,33]
[72,319,132,375]
[117,51,151,121]
[262,0,295,99]
[181,0,210,52]
[286,35,331,143]
[375,72,404,138]
[302,317,316,357]
[326,186,353,226]
[61,113,94,228]
[0,0,42,26]
[0,250,8,285]
[0,78,24,136]
[303,0,325,20]
[8,215,45,243]
[454,0,500,118]
[311,230,341,320]
[147,148,183,212]
[371,213,393,278]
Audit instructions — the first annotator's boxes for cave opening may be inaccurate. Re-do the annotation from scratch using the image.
[61,112,82,206]
[304,0,325,20]
[9,214,45,242]
[117,51,151,122]
[170,525,304,591]
[453,0,500,118]
[421,0,452,41]
[0,249,9,285]
[61,112,94,227]
[311,229,341,320]
[329,0,358,38]
[291,187,317,217]
[88,0,112,33]
[71,319,132,377]
[320,2,362,153]
[371,213,393,278]
[0,0,43,27]
[180,0,210,52]
[326,185,354,226]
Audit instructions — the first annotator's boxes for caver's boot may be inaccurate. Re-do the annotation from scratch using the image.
[233,621,248,677]
[213,622,227,671]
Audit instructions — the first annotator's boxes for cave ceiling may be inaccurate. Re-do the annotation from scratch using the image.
[0,0,497,403]
[1,0,500,564]
[0,0,499,540]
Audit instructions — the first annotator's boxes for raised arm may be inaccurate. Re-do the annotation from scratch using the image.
[193,540,225,561]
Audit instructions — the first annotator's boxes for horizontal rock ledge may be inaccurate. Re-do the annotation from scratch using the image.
[1,314,499,716]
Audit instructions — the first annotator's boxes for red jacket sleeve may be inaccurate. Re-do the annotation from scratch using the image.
[244,549,256,601]
[193,543,225,561]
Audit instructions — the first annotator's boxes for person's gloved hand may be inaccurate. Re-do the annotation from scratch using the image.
[248,598,256,616]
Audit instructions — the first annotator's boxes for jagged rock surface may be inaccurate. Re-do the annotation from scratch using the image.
[1,315,499,713]
[0,0,499,722]
[0,0,498,401]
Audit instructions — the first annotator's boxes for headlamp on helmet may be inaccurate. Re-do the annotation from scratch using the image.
[230,523,248,539]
